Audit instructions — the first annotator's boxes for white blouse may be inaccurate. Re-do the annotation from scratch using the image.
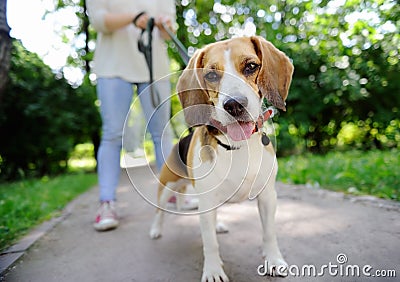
[87,0,175,83]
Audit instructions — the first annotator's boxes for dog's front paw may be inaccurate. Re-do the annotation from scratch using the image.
[262,257,288,277]
[202,258,229,282]
[201,267,229,282]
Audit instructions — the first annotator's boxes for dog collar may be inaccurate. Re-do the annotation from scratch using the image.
[215,138,239,151]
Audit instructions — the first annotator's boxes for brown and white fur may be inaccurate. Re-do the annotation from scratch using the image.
[149,36,294,281]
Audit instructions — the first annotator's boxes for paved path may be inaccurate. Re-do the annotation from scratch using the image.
[1,164,399,282]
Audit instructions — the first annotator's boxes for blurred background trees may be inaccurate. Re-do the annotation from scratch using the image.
[0,0,398,180]
[175,0,399,154]
[0,41,100,179]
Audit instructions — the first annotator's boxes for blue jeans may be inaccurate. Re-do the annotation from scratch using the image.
[96,77,173,201]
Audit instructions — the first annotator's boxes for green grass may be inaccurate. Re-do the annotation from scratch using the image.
[0,173,97,252]
[277,149,399,201]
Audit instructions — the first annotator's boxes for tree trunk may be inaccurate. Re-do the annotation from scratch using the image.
[83,0,90,74]
[0,0,11,101]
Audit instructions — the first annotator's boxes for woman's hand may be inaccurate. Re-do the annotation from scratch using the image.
[135,13,150,30]
[155,16,174,40]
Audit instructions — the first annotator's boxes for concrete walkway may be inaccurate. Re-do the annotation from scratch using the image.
[1,164,399,282]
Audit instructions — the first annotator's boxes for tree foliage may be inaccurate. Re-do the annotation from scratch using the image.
[0,40,100,180]
[174,0,399,154]
[2,0,398,180]
[52,0,399,154]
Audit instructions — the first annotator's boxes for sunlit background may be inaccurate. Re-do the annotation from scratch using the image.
[8,0,397,86]
[2,0,399,183]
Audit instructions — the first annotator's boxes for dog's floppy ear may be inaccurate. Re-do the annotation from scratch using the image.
[251,36,294,111]
[176,48,211,126]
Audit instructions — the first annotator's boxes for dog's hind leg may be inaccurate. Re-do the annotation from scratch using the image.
[149,183,170,239]
[149,209,164,239]
[216,215,229,234]
[149,179,187,239]
[174,184,187,211]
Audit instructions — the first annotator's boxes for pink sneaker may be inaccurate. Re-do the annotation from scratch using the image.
[167,195,199,211]
[94,201,119,231]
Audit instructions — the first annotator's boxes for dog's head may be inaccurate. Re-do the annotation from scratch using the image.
[177,36,294,142]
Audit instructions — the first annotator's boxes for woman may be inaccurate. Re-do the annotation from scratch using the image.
[87,0,175,231]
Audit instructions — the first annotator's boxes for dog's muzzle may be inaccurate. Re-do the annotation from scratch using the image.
[223,96,248,118]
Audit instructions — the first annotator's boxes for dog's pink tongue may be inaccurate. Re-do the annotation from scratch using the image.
[226,122,255,141]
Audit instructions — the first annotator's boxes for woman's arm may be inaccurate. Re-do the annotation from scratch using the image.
[104,12,148,31]
[155,16,173,40]
[87,0,148,33]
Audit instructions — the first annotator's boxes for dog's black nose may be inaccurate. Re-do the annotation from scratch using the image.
[223,96,248,117]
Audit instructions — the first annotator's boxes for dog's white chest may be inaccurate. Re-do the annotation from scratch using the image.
[191,134,277,203]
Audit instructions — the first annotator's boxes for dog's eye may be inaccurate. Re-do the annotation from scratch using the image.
[204,71,220,83]
[243,62,259,76]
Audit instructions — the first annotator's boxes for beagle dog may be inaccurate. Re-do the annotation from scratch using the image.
[150,36,294,281]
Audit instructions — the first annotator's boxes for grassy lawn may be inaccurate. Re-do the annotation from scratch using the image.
[0,172,97,252]
[278,149,399,201]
